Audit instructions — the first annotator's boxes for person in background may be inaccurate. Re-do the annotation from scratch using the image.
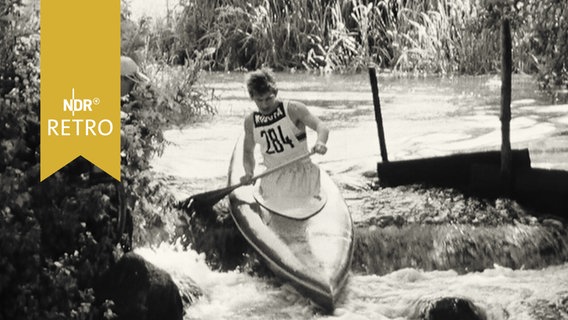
[120,56,149,97]
[119,56,150,150]
[241,68,329,200]
[89,56,149,181]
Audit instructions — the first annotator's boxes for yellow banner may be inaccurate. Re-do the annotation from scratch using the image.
[40,0,120,181]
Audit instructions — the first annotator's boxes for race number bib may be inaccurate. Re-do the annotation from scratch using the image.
[260,125,295,154]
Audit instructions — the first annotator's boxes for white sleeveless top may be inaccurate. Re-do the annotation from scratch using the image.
[252,101,309,168]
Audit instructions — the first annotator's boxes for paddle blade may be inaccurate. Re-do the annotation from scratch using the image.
[177,196,196,214]
[177,184,237,214]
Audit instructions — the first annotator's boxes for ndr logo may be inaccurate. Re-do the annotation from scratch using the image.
[63,88,100,116]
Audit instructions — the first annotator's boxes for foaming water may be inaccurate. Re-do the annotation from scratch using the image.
[137,244,317,319]
[343,266,568,320]
[137,244,568,319]
[354,224,568,275]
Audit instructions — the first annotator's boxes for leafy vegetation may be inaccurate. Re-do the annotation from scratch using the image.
[0,1,214,318]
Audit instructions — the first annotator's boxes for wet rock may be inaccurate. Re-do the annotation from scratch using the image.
[180,199,251,270]
[529,295,568,320]
[542,218,564,229]
[375,215,394,227]
[421,297,486,320]
[361,170,377,178]
[96,252,184,320]
[363,214,405,228]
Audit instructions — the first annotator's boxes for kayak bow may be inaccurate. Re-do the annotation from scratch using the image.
[227,137,354,312]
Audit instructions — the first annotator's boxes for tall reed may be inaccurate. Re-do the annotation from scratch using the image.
[167,0,510,73]
[124,0,567,86]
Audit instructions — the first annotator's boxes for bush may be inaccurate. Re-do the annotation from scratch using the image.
[120,54,216,246]
[524,0,568,90]
[0,1,215,319]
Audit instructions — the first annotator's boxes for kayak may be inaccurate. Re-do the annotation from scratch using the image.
[227,137,354,312]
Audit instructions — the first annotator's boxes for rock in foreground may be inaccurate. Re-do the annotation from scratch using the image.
[96,252,184,320]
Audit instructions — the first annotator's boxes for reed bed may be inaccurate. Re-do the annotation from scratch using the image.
[123,0,567,88]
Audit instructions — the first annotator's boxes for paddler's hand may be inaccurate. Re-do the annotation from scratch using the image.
[312,141,328,155]
[240,173,254,185]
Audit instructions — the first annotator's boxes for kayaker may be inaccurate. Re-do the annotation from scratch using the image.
[241,68,329,199]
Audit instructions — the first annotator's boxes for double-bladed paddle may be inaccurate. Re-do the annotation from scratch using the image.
[177,150,316,213]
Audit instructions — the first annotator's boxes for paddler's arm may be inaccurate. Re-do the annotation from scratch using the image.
[289,102,329,155]
[241,114,256,184]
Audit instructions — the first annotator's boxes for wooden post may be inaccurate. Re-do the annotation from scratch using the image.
[369,66,389,163]
[500,18,513,191]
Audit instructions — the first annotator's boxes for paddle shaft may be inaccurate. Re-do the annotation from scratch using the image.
[180,150,317,210]
[235,149,316,189]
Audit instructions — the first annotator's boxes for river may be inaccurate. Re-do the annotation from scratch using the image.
[146,72,568,319]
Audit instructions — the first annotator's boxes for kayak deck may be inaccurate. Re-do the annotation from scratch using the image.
[252,182,327,219]
[228,139,354,312]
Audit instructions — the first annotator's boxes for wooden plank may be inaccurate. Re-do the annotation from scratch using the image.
[514,168,568,217]
[500,18,513,190]
[377,149,531,188]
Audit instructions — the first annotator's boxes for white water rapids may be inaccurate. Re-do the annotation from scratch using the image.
[144,73,568,319]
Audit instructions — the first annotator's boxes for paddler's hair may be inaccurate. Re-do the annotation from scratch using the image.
[245,68,278,97]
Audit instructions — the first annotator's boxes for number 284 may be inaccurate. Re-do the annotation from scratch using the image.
[260,126,294,154]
